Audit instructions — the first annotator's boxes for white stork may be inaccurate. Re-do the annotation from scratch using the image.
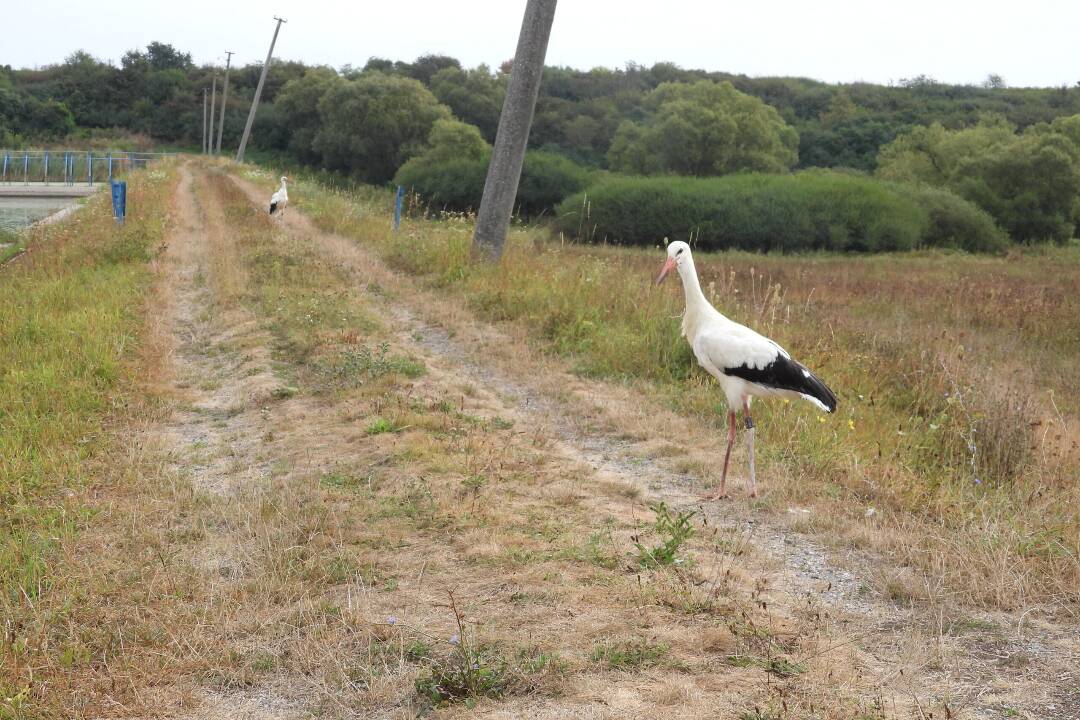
[269,176,290,216]
[656,241,837,498]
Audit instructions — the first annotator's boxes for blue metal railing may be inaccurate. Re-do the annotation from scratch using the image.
[0,149,177,186]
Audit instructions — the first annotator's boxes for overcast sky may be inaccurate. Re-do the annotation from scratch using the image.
[5,0,1076,88]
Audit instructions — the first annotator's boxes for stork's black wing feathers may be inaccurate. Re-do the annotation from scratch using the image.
[269,201,278,215]
[723,354,838,412]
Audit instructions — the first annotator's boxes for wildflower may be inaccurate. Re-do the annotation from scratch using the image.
[818,416,826,423]
[449,634,460,646]
[386,616,397,626]
[847,419,855,430]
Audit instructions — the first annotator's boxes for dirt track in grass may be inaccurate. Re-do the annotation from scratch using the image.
[84,160,1075,719]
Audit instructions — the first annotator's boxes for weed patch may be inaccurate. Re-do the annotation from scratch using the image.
[634,502,697,568]
[590,637,669,670]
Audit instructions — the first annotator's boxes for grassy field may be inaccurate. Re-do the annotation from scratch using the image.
[0,163,176,712]
[270,170,1080,611]
[1,160,906,718]
[3,158,1074,717]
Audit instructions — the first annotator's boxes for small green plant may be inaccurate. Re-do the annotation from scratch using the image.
[319,471,365,490]
[250,654,276,672]
[405,640,433,663]
[766,657,806,677]
[365,417,395,435]
[516,648,562,674]
[589,638,668,670]
[633,502,696,568]
[462,474,485,494]
[319,342,425,388]
[725,654,806,677]
[413,591,513,708]
[739,709,780,720]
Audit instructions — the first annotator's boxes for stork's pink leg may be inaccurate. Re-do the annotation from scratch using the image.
[744,401,757,497]
[703,410,737,500]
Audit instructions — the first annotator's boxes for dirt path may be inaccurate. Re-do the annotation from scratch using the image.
[146,164,313,718]
[129,162,1075,719]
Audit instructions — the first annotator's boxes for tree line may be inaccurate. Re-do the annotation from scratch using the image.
[6,43,1080,247]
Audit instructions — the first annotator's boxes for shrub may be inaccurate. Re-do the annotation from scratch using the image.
[893,184,1009,252]
[877,116,1080,243]
[515,152,592,217]
[556,172,927,252]
[556,171,1008,253]
[423,118,490,163]
[394,156,489,214]
[395,150,590,217]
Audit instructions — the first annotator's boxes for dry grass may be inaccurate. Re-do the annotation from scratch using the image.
[0,161,177,713]
[268,169,1079,611]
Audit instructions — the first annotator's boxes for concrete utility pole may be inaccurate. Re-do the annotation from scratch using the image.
[208,73,218,158]
[215,51,234,155]
[236,16,286,163]
[471,0,558,262]
[202,88,208,154]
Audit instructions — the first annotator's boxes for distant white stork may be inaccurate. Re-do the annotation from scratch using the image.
[269,176,290,216]
[656,241,837,498]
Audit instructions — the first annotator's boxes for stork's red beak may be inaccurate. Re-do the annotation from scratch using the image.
[655,257,677,285]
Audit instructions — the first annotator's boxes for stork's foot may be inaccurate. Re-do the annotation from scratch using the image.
[701,487,731,501]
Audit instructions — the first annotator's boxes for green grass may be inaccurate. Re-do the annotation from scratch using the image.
[0,162,175,700]
[589,638,669,670]
[0,228,26,264]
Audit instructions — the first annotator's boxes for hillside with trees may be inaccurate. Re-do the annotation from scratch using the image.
[5,43,1080,248]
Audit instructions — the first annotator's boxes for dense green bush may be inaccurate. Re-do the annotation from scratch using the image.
[893,184,1009,252]
[395,157,489,213]
[877,115,1080,243]
[515,152,592,217]
[556,171,1006,253]
[395,151,591,217]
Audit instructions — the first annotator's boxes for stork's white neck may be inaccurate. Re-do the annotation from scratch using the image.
[678,255,710,309]
[677,254,720,337]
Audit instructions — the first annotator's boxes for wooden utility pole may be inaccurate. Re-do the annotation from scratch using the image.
[215,51,234,155]
[236,16,286,163]
[202,87,208,154]
[471,0,558,262]
[208,73,218,158]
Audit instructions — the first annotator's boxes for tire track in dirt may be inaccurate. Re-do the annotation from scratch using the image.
[224,170,1077,720]
[148,164,310,719]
